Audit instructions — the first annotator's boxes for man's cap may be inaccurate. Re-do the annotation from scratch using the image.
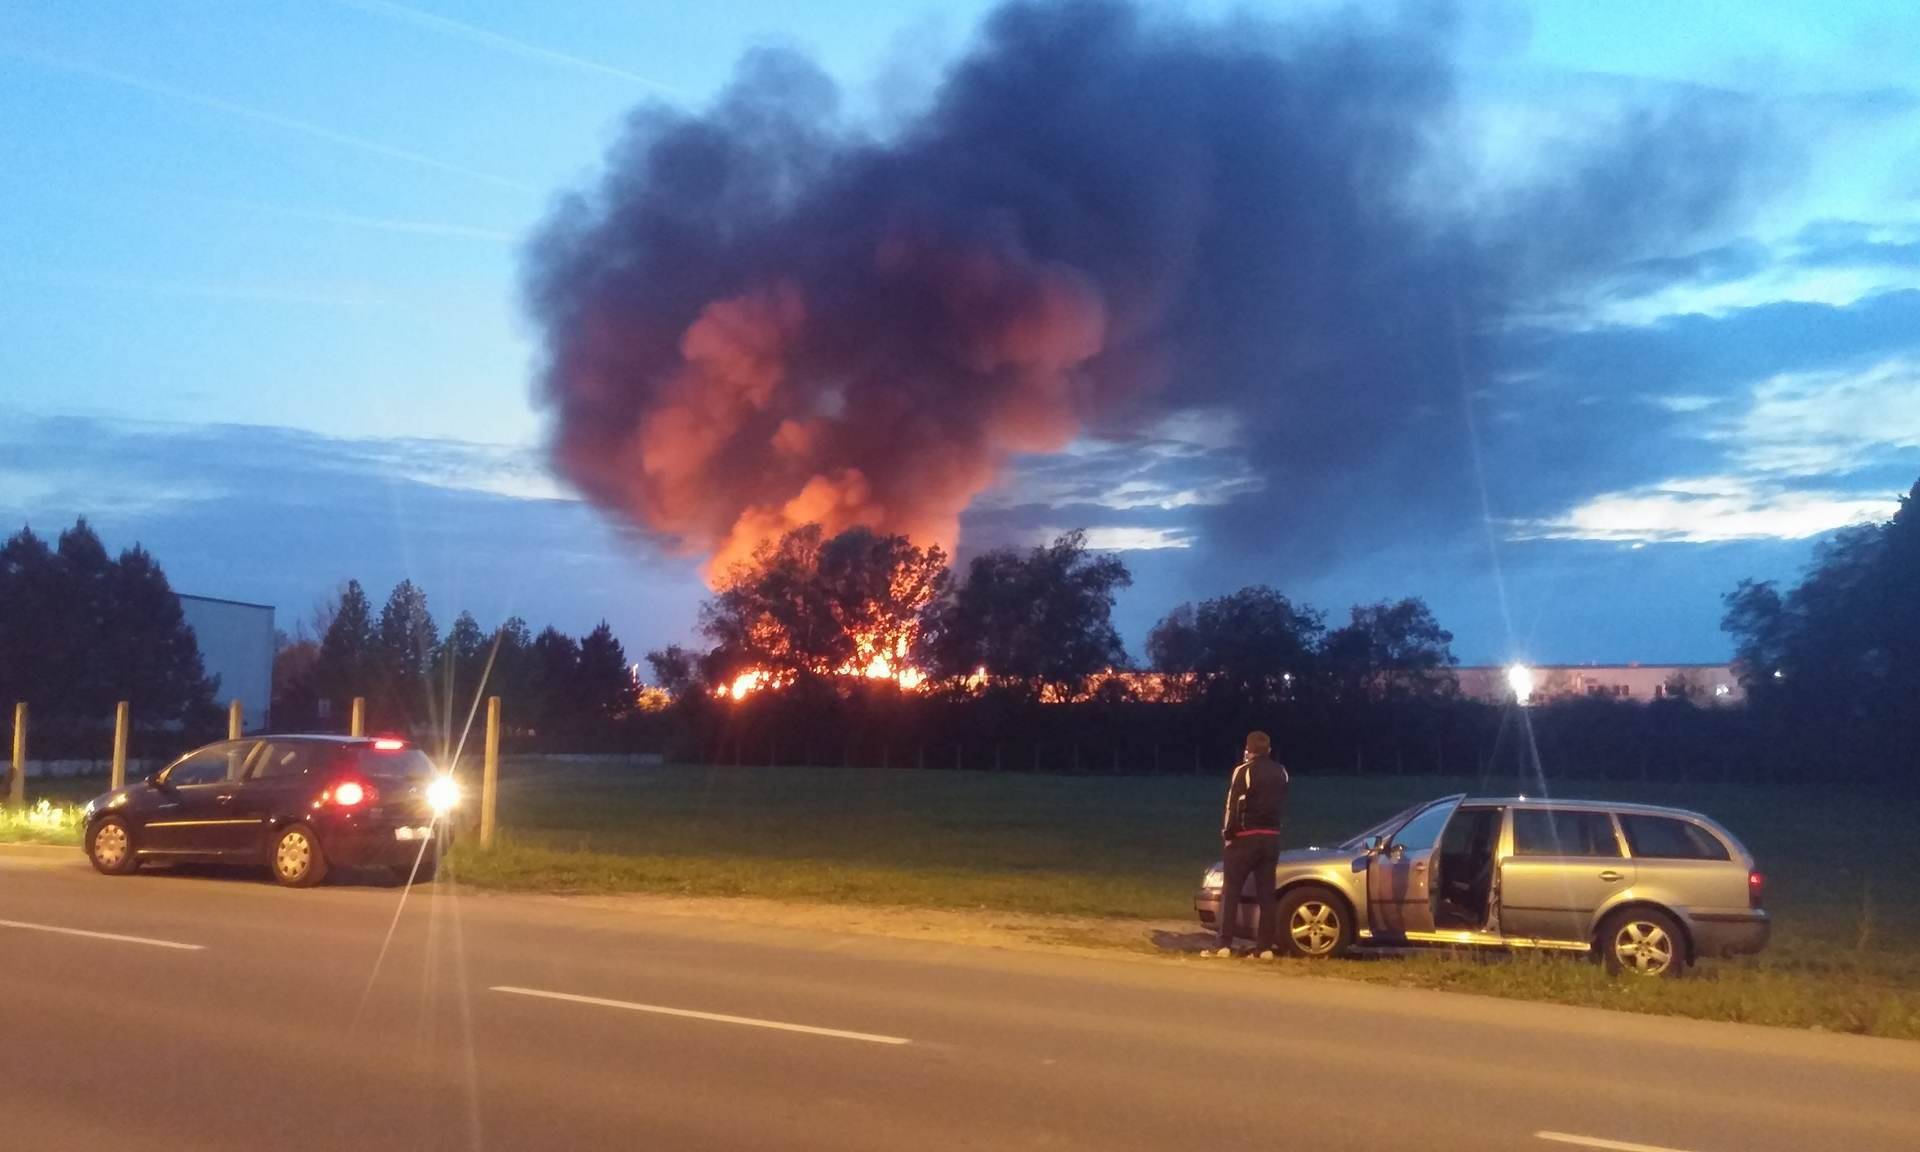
[1245,730,1271,755]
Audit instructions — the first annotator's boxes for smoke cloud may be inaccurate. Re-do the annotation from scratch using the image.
[526,0,1783,582]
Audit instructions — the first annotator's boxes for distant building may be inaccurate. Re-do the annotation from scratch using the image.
[1456,663,1742,706]
[177,594,276,731]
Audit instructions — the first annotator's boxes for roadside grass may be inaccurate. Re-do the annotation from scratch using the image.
[0,798,84,845]
[445,758,1920,1038]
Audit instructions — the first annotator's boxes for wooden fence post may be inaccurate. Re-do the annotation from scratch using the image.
[111,701,129,790]
[8,702,24,809]
[481,696,500,849]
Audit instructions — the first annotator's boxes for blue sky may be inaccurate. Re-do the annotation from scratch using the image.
[3,0,1917,666]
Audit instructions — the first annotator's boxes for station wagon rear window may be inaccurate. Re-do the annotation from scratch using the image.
[1511,809,1621,857]
[1618,814,1730,861]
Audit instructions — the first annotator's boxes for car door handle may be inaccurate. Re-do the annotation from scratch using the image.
[1598,870,1624,882]
[215,793,235,803]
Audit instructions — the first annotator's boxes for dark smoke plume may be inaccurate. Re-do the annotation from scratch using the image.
[526,0,1781,581]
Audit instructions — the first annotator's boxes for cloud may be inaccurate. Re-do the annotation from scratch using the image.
[1722,357,1920,476]
[0,411,707,657]
[1516,475,1897,543]
[1577,219,1920,326]
[1075,526,1194,551]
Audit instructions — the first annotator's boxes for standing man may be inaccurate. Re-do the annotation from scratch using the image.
[1205,730,1290,958]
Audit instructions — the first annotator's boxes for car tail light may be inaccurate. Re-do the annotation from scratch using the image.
[1748,869,1765,908]
[326,780,376,808]
[373,738,406,751]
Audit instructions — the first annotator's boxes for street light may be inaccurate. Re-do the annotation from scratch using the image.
[1507,663,1535,706]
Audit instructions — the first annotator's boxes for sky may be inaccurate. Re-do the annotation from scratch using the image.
[3,0,1917,667]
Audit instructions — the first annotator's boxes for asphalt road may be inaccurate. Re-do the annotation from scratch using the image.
[3,846,1917,1152]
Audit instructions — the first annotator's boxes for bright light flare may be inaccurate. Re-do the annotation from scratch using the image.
[426,774,461,816]
[1506,663,1535,705]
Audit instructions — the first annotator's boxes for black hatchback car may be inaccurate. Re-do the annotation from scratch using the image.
[80,735,459,886]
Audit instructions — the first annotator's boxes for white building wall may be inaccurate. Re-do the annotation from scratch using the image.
[1456,664,1743,705]
[177,594,275,731]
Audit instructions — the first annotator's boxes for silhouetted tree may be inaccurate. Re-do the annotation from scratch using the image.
[1148,586,1323,702]
[646,644,699,697]
[273,629,322,730]
[528,626,581,737]
[315,580,376,716]
[701,525,947,686]
[1723,479,1920,777]
[375,579,439,728]
[0,521,216,755]
[1321,597,1457,702]
[433,611,490,706]
[489,616,535,722]
[577,621,635,725]
[926,530,1131,699]
[0,526,60,712]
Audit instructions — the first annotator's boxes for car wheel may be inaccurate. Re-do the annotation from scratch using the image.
[271,823,329,888]
[87,818,139,876]
[1277,887,1353,959]
[1601,908,1686,978]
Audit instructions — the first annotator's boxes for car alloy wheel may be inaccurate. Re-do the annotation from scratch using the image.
[1611,918,1677,977]
[1288,899,1343,957]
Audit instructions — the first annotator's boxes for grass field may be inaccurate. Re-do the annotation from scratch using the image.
[9,760,1918,1036]
[447,758,1920,1037]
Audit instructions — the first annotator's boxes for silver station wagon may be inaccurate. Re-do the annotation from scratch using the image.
[1195,794,1770,977]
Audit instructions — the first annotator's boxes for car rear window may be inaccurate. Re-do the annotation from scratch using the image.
[1618,814,1730,861]
[353,747,437,779]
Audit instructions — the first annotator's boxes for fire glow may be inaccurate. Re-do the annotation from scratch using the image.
[715,633,928,700]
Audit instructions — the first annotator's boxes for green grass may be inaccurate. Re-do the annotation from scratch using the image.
[0,797,85,845]
[445,758,1920,1038]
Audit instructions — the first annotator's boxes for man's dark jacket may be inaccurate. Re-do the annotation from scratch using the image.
[1221,754,1289,839]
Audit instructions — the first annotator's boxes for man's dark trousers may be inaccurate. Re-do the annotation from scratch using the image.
[1215,833,1281,952]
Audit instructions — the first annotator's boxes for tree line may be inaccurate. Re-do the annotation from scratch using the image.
[272,579,649,751]
[646,480,1919,790]
[8,475,1912,785]
[648,525,1458,705]
[0,519,221,759]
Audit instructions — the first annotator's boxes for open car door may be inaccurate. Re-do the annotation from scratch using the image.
[1367,796,1462,937]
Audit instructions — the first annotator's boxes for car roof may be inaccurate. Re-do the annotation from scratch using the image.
[1463,795,1717,822]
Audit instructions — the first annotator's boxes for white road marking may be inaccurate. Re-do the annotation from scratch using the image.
[1538,1133,1699,1152]
[490,985,911,1046]
[0,917,204,952]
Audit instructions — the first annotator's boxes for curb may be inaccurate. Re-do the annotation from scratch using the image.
[0,841,78,854]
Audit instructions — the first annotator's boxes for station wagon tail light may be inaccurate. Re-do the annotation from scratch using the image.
[1749,870,1765,908]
